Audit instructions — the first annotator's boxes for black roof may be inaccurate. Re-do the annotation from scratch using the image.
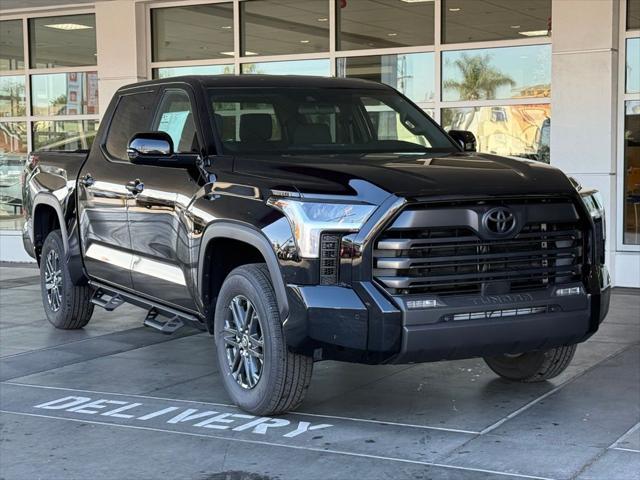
[121,74,389,92]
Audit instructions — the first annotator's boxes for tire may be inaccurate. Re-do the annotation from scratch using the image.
[214,263,313,415]
[40,230,94,329]
[484,344,577,382]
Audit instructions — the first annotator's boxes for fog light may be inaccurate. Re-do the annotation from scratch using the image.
[555,286,584,297]
[406,299,438,309]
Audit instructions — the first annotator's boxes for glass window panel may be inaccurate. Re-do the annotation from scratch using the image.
[443,0,551,44]
[152,4,234,62]
[29,14,96,68]
[241,59,330,76]
[105,92,155,161]
[0,76,26,117]
[241,0,329,56]
[627,38,640,94]
[32,120,98,152]
[623,101,640,245]
[0,20,24,71]
[31,72,99,116]
[337,0,434,51]
[628,0,640,30]
[441,104,551,161]
[442,45,551,101]
[0,121,27,230]
[154,64,235,79]
[337,53,435,108]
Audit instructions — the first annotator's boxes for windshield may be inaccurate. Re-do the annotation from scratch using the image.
[209,87,458,155]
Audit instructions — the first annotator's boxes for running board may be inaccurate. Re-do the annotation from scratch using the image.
[89,281,206,334]
[144,308,184,335]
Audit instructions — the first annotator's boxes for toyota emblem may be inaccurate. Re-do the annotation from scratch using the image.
[483,207,516,236]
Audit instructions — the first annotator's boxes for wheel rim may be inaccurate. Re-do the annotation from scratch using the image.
[44,249,63,312]
[223,295,264,389]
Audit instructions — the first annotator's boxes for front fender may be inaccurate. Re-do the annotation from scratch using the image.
[198,221,290,320]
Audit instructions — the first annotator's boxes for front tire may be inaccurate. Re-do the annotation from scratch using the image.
[40,230,94,329]
[214,263,312,415]
[484,344,577,382]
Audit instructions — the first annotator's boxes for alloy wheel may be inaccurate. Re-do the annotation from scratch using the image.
[44,249,63,312]
[223,295,264,389]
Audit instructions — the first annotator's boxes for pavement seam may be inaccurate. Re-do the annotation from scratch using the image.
[0,409,556,480]
[479,342,639,435]
[608,421,640,450]
[428,342,640,475]
[0,330,201,381]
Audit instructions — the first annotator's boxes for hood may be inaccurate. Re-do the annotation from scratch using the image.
[233,152,576,205]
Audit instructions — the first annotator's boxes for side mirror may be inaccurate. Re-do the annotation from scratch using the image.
[127,132,174,163]
[448,130,477,152]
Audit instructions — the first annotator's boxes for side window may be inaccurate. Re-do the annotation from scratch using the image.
[361,96,432,147]
[105,92,155,161]
[153,90,199,153]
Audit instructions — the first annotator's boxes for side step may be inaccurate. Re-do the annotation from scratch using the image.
[89,281,206,334]
[91,289,125,311]
[144,308,184,335]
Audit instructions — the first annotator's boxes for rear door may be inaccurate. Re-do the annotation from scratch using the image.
[77,88,157,289]
[126,87,203,310]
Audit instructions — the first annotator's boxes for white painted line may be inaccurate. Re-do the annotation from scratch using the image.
[610,447,640,454]
[480,344,637,435]
[608,421,640,450]
[0,409,556,480]
[2,382,480,435]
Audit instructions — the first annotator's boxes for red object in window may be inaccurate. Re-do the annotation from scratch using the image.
[340,0,347,8]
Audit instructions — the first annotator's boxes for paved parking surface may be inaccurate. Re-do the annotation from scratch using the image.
[1,263,639,480]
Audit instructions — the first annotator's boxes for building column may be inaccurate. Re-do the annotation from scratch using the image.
[550,0,631,284]
[95,0,148,116]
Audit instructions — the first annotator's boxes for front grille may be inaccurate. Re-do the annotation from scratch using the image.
[373,201,586,296]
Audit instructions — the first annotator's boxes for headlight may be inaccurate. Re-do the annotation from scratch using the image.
[580,189,604,219]
[268,198,376,258]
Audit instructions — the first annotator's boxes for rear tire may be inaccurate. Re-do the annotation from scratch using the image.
[214,263,313,415]
[484,344,577,382]
[40,230,94,329]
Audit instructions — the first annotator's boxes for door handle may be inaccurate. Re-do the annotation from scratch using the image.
[126,179,144,194]
[81,173,95,187]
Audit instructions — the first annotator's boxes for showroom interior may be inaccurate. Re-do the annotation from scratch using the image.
[0,0,639,287]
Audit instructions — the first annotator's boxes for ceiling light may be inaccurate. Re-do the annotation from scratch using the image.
[448,8,461,12]
[400,0,434,3]
[510,25,521,29]
[221,25,232,29]
[221,51,258,56]
[317,17,328,22]
[44,23,92,30]
[387,33,398,37]
[519,30,549,37]
[300,40,310,44]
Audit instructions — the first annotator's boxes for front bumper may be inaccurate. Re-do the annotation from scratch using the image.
[284,266,611,364]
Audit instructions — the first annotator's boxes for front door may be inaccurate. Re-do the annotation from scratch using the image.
[77,89,158,289]
[126,88,203,311]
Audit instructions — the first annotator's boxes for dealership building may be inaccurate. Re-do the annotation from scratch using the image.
[0,0,639,287]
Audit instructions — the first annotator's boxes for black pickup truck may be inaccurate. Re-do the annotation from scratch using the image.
[23,75,610,415]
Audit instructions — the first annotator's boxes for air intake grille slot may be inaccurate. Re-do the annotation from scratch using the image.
[320,233,340,285]
[373,202,585,296]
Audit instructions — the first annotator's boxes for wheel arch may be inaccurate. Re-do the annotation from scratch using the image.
[198,221,290,326]
[32,193,69,262]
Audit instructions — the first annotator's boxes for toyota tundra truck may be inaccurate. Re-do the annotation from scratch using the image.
[22,75,611,415]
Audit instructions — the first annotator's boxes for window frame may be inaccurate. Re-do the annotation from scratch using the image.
[617,0,640,251]
[0,8,98,231]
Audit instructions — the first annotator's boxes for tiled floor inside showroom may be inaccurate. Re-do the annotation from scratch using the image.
[0,262,638,480]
